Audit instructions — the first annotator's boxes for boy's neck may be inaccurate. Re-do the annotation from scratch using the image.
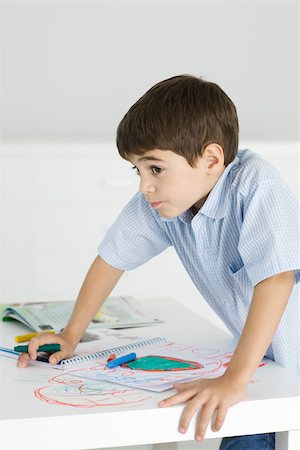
[191,195,209,215]
[191,164,226,215]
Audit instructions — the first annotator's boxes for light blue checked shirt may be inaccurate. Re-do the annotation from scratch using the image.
[98,150,300,375]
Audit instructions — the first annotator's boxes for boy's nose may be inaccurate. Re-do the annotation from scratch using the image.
[139,177,155,194]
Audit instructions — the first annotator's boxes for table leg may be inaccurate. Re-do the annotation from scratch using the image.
[275,430,300,450]
[152,443,178,450]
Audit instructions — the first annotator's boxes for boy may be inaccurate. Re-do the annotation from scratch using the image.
[18,75,299,450]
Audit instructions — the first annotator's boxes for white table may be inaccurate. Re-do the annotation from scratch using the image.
[0,297,299,450]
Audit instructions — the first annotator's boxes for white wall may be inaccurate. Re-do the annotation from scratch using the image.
[1,0,298,143]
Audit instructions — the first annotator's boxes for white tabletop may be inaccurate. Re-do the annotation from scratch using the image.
[0,297,299,450]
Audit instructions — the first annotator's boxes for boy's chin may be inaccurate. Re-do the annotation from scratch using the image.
[157,208,180,219]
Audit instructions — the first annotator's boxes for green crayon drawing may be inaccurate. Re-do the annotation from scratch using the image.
[123,355,203,371]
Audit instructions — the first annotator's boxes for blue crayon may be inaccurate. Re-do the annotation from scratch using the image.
[106,352,136,368]
[0,346,20,356]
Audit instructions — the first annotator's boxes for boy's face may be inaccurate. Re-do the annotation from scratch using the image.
[129,147,224,219]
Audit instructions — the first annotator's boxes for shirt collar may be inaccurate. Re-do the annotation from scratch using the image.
[155,154,240,224]
[179,155,239,223]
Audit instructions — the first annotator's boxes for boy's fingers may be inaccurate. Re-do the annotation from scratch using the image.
[18,349,69,367]
[195,399,218,441]
[159,387,197,407]
[48,350,67,365]
[16,332,74,368]
[212,404,228,432]
[178,397,204,434]
[17,353,31,368]
[28,333,61,360]
[173,380,200,391]
[29,333,58,348]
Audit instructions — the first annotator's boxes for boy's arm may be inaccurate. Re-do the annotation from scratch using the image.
[18,256,124,367]
[219,270,294,386]
[159,270,295,441]
[62,256,124,347]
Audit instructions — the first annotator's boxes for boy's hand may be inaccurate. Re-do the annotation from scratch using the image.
[158,374,246,441]
[17,331,77,367]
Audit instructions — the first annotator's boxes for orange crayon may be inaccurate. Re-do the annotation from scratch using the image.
[107,353,116,363]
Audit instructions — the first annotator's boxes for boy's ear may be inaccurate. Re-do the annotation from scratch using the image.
[202,143,225,171]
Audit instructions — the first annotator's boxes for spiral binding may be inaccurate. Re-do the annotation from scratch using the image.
[60,336,167,368]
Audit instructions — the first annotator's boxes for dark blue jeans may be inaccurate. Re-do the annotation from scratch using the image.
[219,433,275,450]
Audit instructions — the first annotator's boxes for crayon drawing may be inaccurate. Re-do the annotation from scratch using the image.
[34,372,151,408]
[123,355,203,371]
[33,343,267,405]
[67,343,238,391]
[67,342,267,392]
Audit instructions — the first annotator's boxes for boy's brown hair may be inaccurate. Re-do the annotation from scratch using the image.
[116,75,239,167]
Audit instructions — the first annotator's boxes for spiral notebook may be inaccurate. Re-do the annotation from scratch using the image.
[57,335,167,369]
[54,331,236,392]
[0,329,164,367]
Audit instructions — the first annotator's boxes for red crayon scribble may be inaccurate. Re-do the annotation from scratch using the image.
[222,361,267,368]
[34,372,151,408]
[33,346,267,408]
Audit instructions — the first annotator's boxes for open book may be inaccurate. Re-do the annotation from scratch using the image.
[0,296,162,332]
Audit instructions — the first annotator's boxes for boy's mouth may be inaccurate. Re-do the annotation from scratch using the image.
[150,202,161,209]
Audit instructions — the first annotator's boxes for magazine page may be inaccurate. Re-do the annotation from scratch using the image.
[1,297,162,332]
[1,301,72,331]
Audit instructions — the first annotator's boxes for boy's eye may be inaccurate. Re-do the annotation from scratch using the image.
[151,166,163,175]
[131,165,163,176]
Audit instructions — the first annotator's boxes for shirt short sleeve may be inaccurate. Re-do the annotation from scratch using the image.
[97,192,171,270]
[238,179,300,286]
